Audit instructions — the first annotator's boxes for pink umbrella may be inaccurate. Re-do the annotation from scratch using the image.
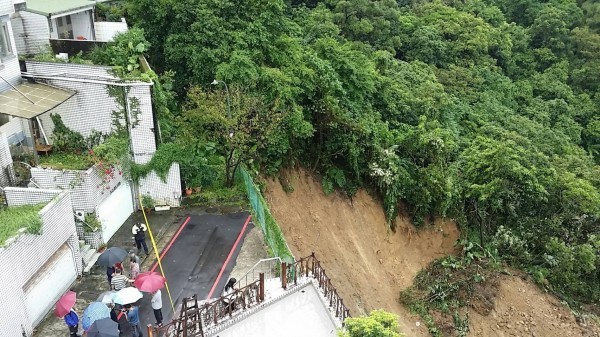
[134,271,166,293]
[55,291,76,318]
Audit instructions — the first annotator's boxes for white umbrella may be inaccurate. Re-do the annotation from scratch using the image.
[113,287,143,305]
[98,291,116,305]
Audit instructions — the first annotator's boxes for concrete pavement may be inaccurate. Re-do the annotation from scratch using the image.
[33,205,251,337]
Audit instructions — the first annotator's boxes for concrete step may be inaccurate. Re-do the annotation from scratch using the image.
[82,248,96,266]
[80,244,91,256]
[83,251,101,274]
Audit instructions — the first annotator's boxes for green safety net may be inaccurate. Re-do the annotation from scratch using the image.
[241,168,295,263]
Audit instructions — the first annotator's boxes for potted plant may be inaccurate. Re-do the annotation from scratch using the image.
[82,213,103,249]
[141,194,155,212]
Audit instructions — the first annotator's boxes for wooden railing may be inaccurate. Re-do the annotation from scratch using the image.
[149,276,264,337]
[284,253,351,324]
[148,253,350,337]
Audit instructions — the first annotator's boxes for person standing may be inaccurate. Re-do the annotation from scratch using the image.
[64,309,80,337]
[106,265,115,289]
[129,257,140,280]
[111,269,130,291]
[131,223,149,256]
[129,250,141,265]
[125,304,144,337]
[151,289,163,327]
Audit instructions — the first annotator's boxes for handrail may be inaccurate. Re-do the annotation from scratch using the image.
[234,257,281,289]
[287,253,351,324]
[149,253,350,337]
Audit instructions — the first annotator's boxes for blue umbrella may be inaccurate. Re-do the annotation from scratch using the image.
[82,302,110,331]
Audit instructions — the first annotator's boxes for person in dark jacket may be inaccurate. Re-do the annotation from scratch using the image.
[64,309,80,337]
[131,223,149,255]
[106,265,115,289]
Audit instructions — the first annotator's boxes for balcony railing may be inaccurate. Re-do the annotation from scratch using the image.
[147,253,350,337]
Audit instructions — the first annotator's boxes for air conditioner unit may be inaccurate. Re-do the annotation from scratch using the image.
[74,211,85,222]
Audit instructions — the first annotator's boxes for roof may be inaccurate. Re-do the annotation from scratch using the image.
[24,0,106,17]
[0,82,75,119]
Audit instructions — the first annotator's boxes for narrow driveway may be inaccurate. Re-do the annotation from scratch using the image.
[137,211,252,328]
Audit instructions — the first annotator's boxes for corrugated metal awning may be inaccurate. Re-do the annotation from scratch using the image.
[0,82,75,119]
[24,0,108,17]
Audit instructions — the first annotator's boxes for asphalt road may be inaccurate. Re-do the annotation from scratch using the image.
[135,211,252,332]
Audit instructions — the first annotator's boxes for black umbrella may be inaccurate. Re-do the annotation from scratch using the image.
[87,317,119,337]
[97,247,128,267]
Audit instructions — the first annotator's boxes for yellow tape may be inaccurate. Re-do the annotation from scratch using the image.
[138,193,176,313]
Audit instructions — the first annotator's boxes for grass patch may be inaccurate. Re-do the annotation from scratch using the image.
[38,152,93,170]
[0,203,46,247]
[400,246,501,337]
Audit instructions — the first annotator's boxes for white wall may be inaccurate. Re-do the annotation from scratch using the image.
[94,20,128,42]
[0,132,12,186]
[11,11,50,55]
[0,189,80,336]
[0,19,24,92]
[0,0,13,16]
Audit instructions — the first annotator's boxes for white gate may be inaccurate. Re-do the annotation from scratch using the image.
[24,244,77,326]
[97,182,134,243]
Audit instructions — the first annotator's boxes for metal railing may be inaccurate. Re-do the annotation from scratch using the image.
[285,253,351,324]
[234,257,281,289]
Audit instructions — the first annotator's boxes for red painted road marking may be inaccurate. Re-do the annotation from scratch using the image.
[206,214,252,299]
[151,216,191,272]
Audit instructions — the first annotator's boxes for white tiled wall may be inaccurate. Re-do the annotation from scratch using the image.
[138,162,182,207]
[31,164,125,212]
[0,132,12,186]
[11,11,51,55]
[0,189,79,336]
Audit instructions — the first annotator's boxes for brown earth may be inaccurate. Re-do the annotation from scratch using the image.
[469,274,600,337]
[265,168,459,336]
[264,168,600,337]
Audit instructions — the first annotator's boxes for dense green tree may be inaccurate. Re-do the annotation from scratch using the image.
[126,0,600,304]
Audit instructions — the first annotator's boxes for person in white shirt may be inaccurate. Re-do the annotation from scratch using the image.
[151,289,163,327]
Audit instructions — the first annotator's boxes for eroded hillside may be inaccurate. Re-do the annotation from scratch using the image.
[265,168,459,336]
[265,169,600,337]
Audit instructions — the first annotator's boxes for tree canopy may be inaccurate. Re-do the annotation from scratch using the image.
[126,0,600,304]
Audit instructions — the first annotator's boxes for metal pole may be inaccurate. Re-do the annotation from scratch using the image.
[222,81,231,120]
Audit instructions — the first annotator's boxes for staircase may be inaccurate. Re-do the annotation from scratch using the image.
[80,244,101,274]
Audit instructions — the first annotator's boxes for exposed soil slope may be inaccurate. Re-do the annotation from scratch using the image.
[469,274,600,337]
[265,168,459,336]
[265,168,600,337]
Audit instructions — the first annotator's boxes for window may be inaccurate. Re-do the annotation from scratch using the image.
[57,17,63,27]
[0,22,13,59]
[65,15,71,25]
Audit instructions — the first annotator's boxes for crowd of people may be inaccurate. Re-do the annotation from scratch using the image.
[64,223,163,337]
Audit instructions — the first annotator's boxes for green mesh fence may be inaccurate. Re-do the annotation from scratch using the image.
[241,168,295,263]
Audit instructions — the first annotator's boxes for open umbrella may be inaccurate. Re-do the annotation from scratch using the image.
[55,291,76,318]
[96,247,128,267]
[82,302,110,330]
[97,291,116,305]
[134,271,166,293]
[113,287,143,305]
[87,317,119,337]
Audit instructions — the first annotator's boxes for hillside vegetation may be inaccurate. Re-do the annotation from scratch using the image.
[126,0,600,307]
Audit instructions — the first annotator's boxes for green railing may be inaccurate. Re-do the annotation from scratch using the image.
[241,168,294,263]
